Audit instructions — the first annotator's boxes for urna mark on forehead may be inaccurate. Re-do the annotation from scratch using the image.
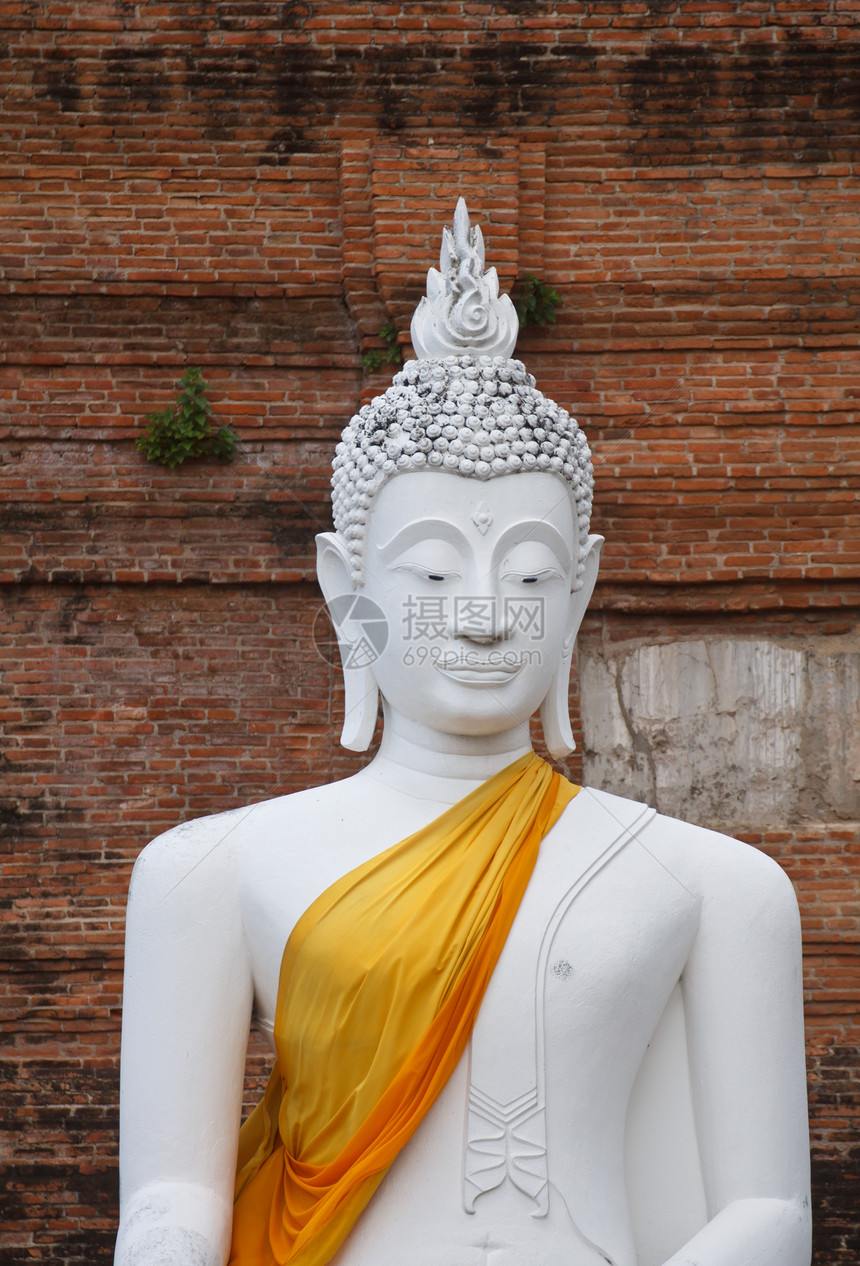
[329,201,594,585]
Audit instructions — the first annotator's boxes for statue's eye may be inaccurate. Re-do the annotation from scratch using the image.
[502,568,558,585]
[391,543,463,582]
[502,543,568,585]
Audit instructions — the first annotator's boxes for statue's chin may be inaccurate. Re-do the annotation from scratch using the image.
[378,688,547,742]
[428,712,534,739]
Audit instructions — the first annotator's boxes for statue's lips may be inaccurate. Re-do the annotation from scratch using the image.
[434,661,524,686]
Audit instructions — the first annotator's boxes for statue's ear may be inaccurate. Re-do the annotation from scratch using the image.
[540,534,603,760]
[568,533,603,635]
[315,532,380,753]
[315,531,355,606]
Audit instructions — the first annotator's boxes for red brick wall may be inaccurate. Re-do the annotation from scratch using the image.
[1,3,858,1262]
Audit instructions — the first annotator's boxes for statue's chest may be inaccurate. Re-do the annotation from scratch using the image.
[242,793,459,1030]
[490,818,699,1053]
[463,801,700,1216]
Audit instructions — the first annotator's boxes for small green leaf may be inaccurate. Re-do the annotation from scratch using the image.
[136,369,235,470]
[361,322,403,375]
[513,275,561,330]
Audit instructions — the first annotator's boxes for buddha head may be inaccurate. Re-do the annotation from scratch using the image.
[316,200,602,758]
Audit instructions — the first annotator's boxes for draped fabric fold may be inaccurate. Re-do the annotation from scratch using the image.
[230,751,577,1266]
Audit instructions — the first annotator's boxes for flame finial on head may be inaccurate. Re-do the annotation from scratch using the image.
[410,198,519,359]
[332,201,593,589]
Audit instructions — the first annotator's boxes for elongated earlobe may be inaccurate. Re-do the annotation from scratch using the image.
[540,639,577,760]
[315,533,380,752]
[539,535,603,761]
[339,657,379,752]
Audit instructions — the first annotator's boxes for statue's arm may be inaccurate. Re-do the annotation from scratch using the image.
[668,838,811,1266]
[114,818,255,1266]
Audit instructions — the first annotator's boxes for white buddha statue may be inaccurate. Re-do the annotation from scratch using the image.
[115,202,811,1266]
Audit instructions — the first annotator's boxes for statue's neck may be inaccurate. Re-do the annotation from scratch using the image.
[363,709,533,804]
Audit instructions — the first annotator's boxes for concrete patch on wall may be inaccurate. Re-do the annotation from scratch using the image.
[806,650,860,820]
[579,636,860,830]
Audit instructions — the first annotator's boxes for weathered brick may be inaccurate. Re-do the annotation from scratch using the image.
[2,3,859,1262]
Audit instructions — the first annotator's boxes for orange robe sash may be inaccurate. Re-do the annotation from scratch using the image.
[230,751,577,1266]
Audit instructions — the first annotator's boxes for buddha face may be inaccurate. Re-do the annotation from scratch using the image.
[358,469,582,740]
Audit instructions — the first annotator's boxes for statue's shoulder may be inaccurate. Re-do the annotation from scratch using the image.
[653,805,795,909]
[128,777,362,900]
[127,803,259,904]
[578,785,797,912]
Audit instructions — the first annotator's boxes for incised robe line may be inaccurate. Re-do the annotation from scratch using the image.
[464,788,656,1217]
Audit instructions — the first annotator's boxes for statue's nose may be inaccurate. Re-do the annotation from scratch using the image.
[451,588,513,644]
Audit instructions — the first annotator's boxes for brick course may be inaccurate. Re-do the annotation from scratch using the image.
[1,3,858,1262]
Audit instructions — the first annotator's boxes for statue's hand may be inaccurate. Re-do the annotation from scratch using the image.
[114,1181,231,1266]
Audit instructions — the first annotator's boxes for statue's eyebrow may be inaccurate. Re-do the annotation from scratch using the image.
[376,520,469,561]
[493,521,573,571]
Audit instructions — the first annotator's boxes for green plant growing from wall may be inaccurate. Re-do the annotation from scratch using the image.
[360,321,403,374]
[136,367,235,469]
[513,275,561,329]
